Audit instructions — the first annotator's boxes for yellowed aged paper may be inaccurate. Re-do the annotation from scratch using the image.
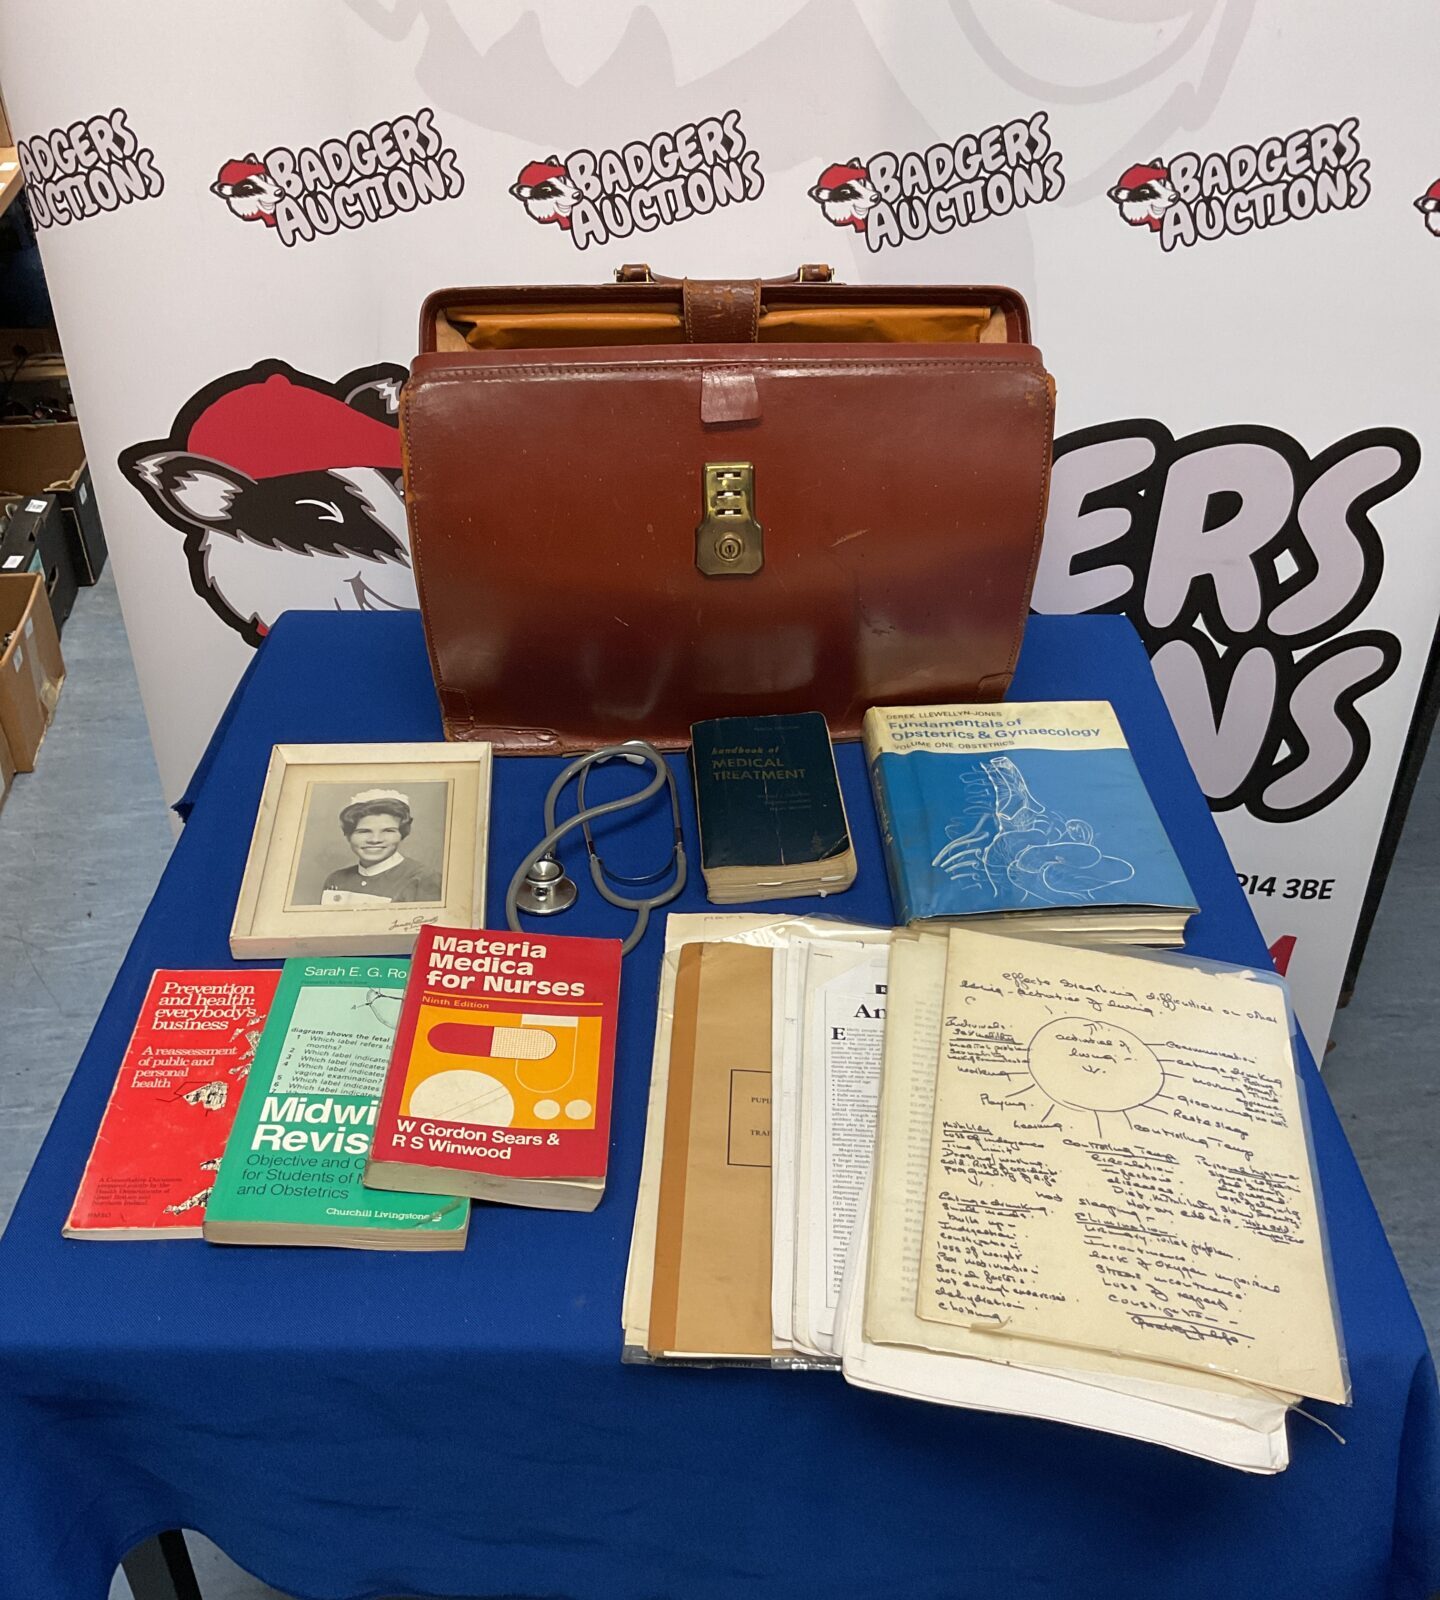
[915,928,1346,1404]
[866,932,1292,1425]
[844,1186,1287,1472]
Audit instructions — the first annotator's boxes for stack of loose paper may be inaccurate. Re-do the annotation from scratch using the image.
[622,913,890,1364]
[623,916,1347,1473]
[840,928,1348,1472]
[772,927,892,1362]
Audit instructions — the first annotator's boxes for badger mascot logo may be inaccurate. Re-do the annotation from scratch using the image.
[210,155,283,227]
[1414,179,1440,236]
[118,361,415,645]
[509,156,580,228]
[1108,160,1177,231]
[808,159,877,231]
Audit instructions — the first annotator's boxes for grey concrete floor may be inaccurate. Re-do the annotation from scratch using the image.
[0,574,1433,1600]
[0,571,173,1227]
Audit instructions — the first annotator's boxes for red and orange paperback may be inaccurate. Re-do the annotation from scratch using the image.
[64,968,281,1239]
[366,926,623,1211]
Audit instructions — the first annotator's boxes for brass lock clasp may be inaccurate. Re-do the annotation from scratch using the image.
[695,462,763,576]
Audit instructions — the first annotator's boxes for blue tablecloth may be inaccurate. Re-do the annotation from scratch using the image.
[2,613,1436,1600]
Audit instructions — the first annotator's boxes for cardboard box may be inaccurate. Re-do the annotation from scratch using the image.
[0,492,76,630]
[0,572,65,771]
[0,420,107,585]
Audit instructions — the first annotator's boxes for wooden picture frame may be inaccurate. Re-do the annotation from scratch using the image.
[230,742,493,957]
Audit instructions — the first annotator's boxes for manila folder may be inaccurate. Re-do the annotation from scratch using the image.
[648,941,775,1360]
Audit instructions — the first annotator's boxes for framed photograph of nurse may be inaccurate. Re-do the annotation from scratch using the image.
[230,743,493,957]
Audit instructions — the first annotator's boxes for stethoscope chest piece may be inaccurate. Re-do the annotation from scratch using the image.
[514,855,578,916]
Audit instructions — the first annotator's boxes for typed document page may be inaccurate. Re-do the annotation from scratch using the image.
[798,941,890,1353]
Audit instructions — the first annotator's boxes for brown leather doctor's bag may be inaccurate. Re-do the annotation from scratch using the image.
[401,265,1055,752]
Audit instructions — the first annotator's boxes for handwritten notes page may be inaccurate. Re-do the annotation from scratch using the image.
[844,1190,1289,1470]
[916,929,1347,1404]
[864,932,1293,1436]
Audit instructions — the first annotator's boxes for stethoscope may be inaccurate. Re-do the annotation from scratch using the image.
[505,740,687,956]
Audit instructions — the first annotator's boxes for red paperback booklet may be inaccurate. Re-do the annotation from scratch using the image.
[64,968,281,1239]
[366,927,623,1210]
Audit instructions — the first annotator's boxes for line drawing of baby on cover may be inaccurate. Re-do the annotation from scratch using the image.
[930,755,1136,906]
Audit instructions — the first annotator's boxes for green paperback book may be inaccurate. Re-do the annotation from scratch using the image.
[204,958,469,1249]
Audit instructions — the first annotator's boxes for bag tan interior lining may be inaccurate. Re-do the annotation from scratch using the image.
[436,302,1006,352]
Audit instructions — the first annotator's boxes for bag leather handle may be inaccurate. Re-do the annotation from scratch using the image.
[615,263,833,285]
[417,265,841,351]
[678,279,755,343]
[614,264,835,343]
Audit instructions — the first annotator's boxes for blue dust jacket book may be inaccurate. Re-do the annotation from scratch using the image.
[690,712,851,871]
[862,701,1196,924]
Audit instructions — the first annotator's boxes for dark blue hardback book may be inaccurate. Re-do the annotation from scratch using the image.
[863,700,1195,928]
[690,712,851,875]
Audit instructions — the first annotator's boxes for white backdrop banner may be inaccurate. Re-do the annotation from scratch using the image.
[2,0,1435,1054]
